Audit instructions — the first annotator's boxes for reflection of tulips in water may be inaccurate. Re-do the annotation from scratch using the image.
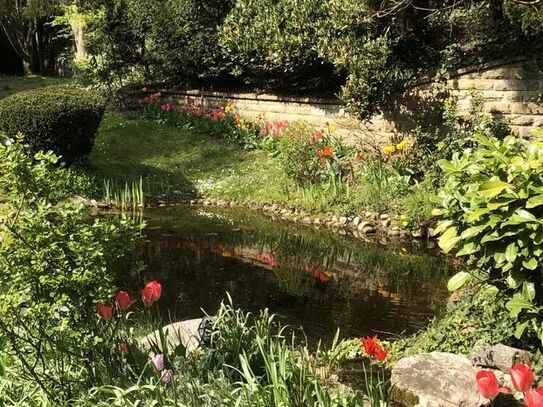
[184,240,336,283]
[304,263,332,282]
[205,243,332,283]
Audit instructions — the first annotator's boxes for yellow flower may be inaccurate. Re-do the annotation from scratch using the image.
[326,122,336,134]
[396,139,408,150]
[383,145,396,155]
[437,141,446,151]
[225,102,236,114]
[237,118,248,130]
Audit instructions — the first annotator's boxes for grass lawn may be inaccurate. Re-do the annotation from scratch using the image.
[0,75,69,99]
[90,113,416,215]
[89,113,289,204]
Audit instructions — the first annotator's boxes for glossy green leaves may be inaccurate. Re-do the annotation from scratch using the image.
[434,133,543,342]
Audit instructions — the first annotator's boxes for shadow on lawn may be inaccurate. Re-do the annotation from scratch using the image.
[87,114,255,201]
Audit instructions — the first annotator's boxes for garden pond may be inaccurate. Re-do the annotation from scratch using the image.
[134,205,456,345]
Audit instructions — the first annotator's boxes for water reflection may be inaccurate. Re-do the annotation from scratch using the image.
[135,206,455,344]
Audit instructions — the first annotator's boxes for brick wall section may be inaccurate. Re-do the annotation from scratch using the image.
[145,60,542,142]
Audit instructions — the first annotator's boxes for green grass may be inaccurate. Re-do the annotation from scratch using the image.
[0,75,69,99]
[89,113,288,203]
[90,114,436,220]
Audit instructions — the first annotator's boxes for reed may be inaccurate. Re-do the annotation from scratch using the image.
[103,177,145,212]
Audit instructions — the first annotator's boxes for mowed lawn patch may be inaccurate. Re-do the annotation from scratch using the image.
[89,113,287,202]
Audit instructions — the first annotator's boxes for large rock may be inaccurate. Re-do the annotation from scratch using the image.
[469,344,534,372]
[391,352,486,407]
[139,318,204,356]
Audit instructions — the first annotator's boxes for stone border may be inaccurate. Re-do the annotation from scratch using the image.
[77,194,431,242]
[175,197,430,241]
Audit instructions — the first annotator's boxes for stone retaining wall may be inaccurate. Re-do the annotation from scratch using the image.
[374,60,543,139]
[146,60,543,142]
[176,90,345,124]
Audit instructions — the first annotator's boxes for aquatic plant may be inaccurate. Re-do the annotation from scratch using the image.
[103,176,145,211]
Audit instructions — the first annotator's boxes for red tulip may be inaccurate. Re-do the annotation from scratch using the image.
[142,280,162,307]
[510,364,534,392]
[525,387,543,407]
[360,336,376,356]
[476,370,509,399]
[95,302,114,320]
[115,290,132,310]
[360,336,387,361]
[374,343,388,362]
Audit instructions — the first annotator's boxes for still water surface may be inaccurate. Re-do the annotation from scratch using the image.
[135,206,454,343]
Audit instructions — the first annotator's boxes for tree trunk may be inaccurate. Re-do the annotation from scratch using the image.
[72,25,87,59]
[0,18,33,71]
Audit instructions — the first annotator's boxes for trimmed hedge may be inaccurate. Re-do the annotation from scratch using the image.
[0,85,105,164]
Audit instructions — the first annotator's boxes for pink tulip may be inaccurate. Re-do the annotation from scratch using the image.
[161,369,172,384]
[525,387,543,407]
[151,353,164,371]
[510,364,534,392]
[476,370,509,399]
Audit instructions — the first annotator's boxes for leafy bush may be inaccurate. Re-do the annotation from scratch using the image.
[82,0,235,90]
[407,91,511,182]
[315,1,411,121]
[434,131,543,343]
[0,85,105,164]
[0,135,140,402]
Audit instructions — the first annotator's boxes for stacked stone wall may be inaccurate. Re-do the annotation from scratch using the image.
[149,60,543,142]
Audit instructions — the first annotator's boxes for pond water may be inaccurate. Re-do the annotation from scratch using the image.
[135,206,455,344]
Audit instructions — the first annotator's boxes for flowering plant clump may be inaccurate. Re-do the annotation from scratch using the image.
[360,335,387,362]
[382,137,409,159]
[92,280,176,387]
[95,280,162,319]
[277,120,358,186]
[137,95,280,150]
[476,363,543,406]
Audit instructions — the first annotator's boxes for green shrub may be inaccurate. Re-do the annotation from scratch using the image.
[434,131,543,343]
[219,0,327,79]
[277,122,322,185]
[0,135,140,402]
[0,85,105,164]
